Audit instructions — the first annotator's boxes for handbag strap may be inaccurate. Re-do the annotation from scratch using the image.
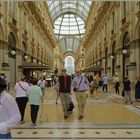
[18,82,27,93]
[78,76,83,87]
[38,80,43,86]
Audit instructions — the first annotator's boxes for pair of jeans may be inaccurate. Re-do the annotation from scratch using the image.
[30,105,39,124]
[60,93,71,116]
[16,97,28,121]
[0,132,11,139]
[103,84,108,92]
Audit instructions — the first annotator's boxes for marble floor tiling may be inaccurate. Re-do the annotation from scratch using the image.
[11,87,140,139]
[11,128,140,139]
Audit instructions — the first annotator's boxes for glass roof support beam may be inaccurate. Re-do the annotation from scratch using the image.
[74,14,81,39]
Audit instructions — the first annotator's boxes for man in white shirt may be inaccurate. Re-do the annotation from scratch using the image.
[102,74,109,93]
[0,77,21,138]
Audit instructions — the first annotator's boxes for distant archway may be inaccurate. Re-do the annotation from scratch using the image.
[65,56,75,75]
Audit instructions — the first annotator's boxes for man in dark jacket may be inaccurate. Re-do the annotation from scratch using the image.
[58,68,71,119]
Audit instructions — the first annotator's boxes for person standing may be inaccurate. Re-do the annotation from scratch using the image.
[73,69,90,120]
[27,79,42,126]
[123,76,133,104]
[135,79,140,102]
[58,68,71,119]
[114,75,120,94]
[102,74,109,93]
[0,77,21,139]
[37,76,46,96]
[14,76,29,123]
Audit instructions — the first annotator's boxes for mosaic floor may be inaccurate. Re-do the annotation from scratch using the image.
[11,87,140,139]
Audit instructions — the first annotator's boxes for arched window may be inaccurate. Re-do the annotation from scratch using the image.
[22,42,27,54]
[8,32,16,48]
[112,41,116,76]
[123,32,130,56]
[8,32,16,58]
[105,47,108,74]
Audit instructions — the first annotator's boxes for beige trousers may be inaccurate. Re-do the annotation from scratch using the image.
[60,93,71,116]
[76,91,87,116]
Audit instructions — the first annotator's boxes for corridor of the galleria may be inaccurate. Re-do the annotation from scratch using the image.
[0,1,140,139]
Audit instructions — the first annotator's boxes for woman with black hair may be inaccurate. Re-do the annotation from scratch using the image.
[0,77,21,139]
[14,76,29,123]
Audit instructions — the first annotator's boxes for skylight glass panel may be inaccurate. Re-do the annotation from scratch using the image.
[47,0,92,53]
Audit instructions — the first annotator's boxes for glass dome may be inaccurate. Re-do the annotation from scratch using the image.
[47,0,92,53]
[54,14,85,38]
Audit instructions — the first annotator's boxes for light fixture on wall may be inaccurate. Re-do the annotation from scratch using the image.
[24,55,28,59]
[97,61,100,65]
[11,50,16,55]
[102,58,105,62]
[110,55,114,59]
[122,49,127,54]
[33,59,36,63]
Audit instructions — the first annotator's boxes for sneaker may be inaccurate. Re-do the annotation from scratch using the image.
[78,115,83,120]
[125,102,128,104]
[130,102,133,104]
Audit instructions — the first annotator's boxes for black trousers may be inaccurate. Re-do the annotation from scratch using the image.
[115,86,120,94]
[30,105,39,124]
[103,84,108,92]
[16,97,28,121]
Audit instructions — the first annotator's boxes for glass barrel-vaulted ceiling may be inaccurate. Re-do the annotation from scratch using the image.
[47,0,92,54]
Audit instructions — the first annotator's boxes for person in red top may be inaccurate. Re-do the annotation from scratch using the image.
[58,68,72,119]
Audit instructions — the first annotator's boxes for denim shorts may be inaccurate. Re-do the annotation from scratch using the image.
[0,132,11,139]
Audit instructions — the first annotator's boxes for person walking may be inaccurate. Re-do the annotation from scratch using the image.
[54,76,60,104]
[14,76,29,124]
[73,68,90,120]
[102,74,109,93]
[0,77,21,139]
[37,76,46,96]
[94,74,100,99]
[135,79,140,102]
[123,76,133,104]
[58,68,72,119]
[27,79,42,126]
[0,71,10,91]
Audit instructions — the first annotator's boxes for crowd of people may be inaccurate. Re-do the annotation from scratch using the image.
[0,70,140,139]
